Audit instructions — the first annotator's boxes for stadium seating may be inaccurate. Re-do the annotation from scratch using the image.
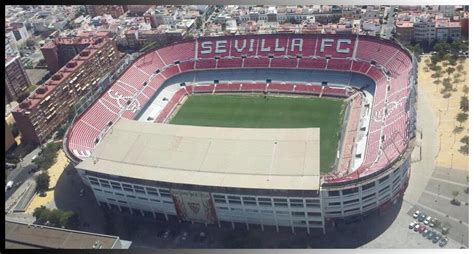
[327,59,351,71]
[293,84,322,95]
[217,58,243,69]
[240,83,267,92]
[270,57,297,68]
[161,65,181,79]
[350,61,371,74]
[299,58,326,70]
[179,60,195,73]
[157,41,195,63]
[243,57,270,68]
[267,83,294,93]
[195,59,217,69]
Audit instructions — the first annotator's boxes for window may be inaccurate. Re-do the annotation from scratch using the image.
[100,182,111,189]
[276,210,289,215]
[290,199,304,208]
[163,200,173,204]
[159,189,171,198]
[362,182,375,191]
[362,193,376,200]
[115,192,124,196]
[150,199,160,203]
[242,197,256,205]
[379,175,390,184]
[344,207,360,213]
[147,189,159,196]
[273,198,288,207]
[126,195,136,199]
[291,211,305,217]
[138,197,148,201]
[104,190,113,194]
[363,201,376,209]
[328,202,340,206]
[106,198,116,202]
[214,197,226,204]
[305,199,320,207]
[214,194,225,199]
[92,188,102,192]
[123,186,133,192]
[307,212,321,217]
[110,182,122,190]
[379,185,390,194]
[227,196,241,205]
[328,190,340,197]
[258,197,272,206]
[118,200,127,204]
[342,187,359,195]
[343,199,359,205]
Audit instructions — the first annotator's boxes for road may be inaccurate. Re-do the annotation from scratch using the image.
[5,147,42,201]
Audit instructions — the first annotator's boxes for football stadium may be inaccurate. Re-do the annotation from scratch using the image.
[64,34,417,234]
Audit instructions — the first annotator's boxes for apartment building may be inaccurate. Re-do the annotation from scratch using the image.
[5,55,31,103]
[12,38,121,144]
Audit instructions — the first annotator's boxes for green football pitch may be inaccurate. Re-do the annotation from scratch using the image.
[170,94,346,173]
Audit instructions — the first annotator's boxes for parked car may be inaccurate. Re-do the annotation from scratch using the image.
[432,234,441,244]
[422,228,431,237]
[439,237,448,247]
[79,189,84,197]
[409,221,417,229]
[418,225,426,233]
[441,227,449,235]
[429,218,439,227]
[414,224,421,232]
[424,216,432,225]
[427,231,435,240]
[418,213,426,222]
[413,210,420,219]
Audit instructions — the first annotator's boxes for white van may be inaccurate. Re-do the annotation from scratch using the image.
[6,181,14,190]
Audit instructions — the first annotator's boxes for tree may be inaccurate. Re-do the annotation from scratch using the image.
[33,206,49,224]
[442,78,453,92]
[48,209,63,227]
[446,67,455,77]
[36,171,50,192]
[456,113,468,127]
[61,211,80,229]
[33,142,61,171]
[456,63,464,74]
[460,96,468,112]
[459,136,469,155]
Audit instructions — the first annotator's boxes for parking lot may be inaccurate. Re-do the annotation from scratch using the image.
[406,166,469,247]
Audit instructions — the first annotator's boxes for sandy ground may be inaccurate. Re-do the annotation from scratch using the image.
[417,55,469,170]
[25,150,70,214]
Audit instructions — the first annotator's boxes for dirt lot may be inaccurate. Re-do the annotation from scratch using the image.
[417,55,469,171]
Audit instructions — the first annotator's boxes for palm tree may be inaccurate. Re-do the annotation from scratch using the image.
[456,113,468,127]
[446,67,456,77]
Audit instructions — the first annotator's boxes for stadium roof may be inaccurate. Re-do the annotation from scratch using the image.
[5,219,128,249]
[77,118,321,191]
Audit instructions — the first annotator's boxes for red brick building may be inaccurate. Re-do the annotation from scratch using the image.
[13,38,121,144]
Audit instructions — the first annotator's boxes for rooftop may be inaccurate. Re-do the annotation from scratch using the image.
[5,219,122,249]
[77,118,321,191]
